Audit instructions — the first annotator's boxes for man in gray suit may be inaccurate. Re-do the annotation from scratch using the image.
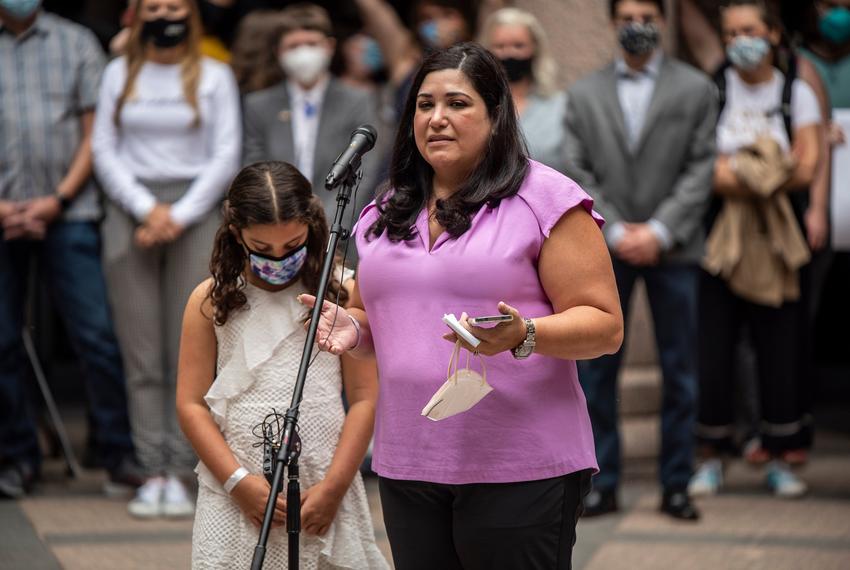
[242,4,381,236]
[564,0,716,521]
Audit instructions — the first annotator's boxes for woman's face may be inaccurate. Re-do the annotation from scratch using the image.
[721,5,778,46]
[488,24,535,60]
[238,221,309,260]
[138,0,189,21]
[414,69,492,179]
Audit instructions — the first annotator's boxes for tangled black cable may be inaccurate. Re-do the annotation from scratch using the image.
[251,409,295,490]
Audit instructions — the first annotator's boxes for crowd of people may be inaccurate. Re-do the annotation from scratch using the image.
[1,0,848,568]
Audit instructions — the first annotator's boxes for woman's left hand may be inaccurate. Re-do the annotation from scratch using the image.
[442,302,526,357]
[301,481,344,536]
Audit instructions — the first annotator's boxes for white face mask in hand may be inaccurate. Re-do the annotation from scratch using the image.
[279,45,330,85]
[421,341,493,421]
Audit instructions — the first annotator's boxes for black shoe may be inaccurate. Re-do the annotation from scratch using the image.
[104,455,145,498]
[582,488,618,517]
[0,462,36,500]
[660,488,700,521]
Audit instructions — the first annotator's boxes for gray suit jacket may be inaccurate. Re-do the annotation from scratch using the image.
[563,57,717,263]
[242,78,382,225]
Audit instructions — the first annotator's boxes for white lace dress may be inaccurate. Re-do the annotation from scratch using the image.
[191,282,389,569]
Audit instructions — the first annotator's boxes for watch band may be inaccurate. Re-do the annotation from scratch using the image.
[223,466,249,494]
[55,191,72,211]
[511,318,536,359]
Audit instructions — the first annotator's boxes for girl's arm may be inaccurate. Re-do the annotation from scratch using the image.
[176,280,285,527]
[300,351,379,536]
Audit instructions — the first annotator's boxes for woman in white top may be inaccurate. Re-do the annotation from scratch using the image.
[479,7,569,173]
[690,0,822,500]
[92,0,241,519]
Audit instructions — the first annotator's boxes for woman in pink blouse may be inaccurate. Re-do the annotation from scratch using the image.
[302,43,623,569]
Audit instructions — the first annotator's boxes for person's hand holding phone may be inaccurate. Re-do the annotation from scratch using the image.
[443,302,527,356]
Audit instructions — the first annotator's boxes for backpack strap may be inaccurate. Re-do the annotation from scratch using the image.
[712,60,732,121]
[781,50,796,142]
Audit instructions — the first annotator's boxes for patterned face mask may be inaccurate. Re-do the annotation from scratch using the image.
[245,242,308,286]
[617,21,660,56]
[726,36,771,71]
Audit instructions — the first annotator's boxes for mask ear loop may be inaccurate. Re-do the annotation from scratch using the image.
[446,340,462,384]
[463,346,488,387]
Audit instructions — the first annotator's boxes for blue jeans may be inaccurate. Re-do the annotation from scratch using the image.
[578,259,698,492]
[0,222,133,471]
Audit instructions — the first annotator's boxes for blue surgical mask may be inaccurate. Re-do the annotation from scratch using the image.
[0,0,41,20]
[726,36,771,71]
[820,7,850,44]
[362,37,384,73]
[245,242,308,286]
[418,20,440,47]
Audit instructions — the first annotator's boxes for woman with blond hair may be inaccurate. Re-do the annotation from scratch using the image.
[480,7,569,173]
[92,0,240,519]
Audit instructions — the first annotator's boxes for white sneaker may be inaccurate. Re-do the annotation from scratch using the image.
[162,475,195,518]
[766,460,807,498]
[128,476,165,518]
[688,459,723,497]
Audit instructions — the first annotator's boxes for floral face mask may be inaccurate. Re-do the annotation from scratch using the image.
[244,241,308,286]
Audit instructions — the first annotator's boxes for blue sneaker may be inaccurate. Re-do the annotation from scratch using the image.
[688,459,723,497]
[766,461,807,498]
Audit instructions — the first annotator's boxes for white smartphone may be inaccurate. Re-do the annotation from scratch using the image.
[468,314,514,327]
[442,313,481,348]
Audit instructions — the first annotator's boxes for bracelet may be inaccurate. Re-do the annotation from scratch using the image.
[223,466,249,494]
[347,314,362,350]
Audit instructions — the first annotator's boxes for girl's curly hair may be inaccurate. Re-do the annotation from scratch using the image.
[208,161,349,325]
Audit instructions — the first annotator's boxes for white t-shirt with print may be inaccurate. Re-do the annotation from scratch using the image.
[717,67,821,156]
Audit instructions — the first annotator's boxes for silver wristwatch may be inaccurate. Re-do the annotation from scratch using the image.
[511,318,536,360]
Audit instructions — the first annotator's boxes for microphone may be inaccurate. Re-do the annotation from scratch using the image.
[324,125,378,190]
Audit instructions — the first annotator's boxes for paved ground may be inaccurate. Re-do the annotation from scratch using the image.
[2,412,849,569]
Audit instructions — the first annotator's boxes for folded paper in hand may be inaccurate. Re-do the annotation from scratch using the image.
[421,341,492,421]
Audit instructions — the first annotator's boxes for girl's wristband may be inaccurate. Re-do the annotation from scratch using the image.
[223,466,249,494]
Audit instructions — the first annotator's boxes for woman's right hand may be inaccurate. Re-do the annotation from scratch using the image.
[230,474,287,528]
[297,294,359,355]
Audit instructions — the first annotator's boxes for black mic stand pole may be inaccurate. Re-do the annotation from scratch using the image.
[250,163,361,570]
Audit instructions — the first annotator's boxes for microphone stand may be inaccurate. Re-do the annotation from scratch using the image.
[250,163,361,570]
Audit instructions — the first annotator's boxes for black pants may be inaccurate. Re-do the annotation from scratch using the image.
[697,271,805,453]
[378,471,591,570]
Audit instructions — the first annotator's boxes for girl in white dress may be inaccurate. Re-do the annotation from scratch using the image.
[176,161,389,569]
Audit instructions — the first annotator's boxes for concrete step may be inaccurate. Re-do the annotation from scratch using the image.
[621,415,660,460]
[619,365,661,417]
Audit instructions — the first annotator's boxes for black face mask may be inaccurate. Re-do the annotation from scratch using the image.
[499,56,533,83]
[141,17,190,48]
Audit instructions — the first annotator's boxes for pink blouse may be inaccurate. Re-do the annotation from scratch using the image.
[355,160,602,484]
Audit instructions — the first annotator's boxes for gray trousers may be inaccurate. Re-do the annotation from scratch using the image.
[102,180,220,474]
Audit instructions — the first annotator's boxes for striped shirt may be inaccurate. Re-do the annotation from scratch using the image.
[0,12,104,221]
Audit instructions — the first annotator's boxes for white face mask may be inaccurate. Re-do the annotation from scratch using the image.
[421,342,493,421]
[279,45,330,86]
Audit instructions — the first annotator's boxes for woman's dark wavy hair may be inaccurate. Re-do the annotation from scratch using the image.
[208,161,348,325]
[369,42,529,242]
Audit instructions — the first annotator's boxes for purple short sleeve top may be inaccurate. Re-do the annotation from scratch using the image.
[354,160,601,484]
